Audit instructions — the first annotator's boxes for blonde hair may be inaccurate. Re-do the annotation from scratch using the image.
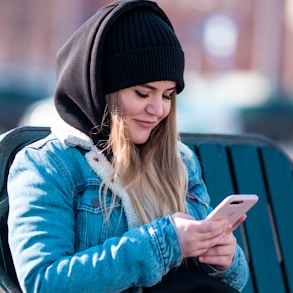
[101,91,188,224]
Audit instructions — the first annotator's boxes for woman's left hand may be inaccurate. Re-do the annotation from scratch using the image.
[197,231,237,270]
[198,214,247,270]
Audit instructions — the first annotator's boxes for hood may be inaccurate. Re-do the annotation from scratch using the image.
[54,0,179,144]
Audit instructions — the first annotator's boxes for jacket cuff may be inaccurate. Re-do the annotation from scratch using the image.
[146,215,183,274]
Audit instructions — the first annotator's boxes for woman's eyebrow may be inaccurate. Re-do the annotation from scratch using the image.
[140,83,176,91]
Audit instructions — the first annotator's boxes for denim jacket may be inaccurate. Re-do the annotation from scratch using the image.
[8,123,249,292]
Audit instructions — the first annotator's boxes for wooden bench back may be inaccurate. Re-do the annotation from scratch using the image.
[0,126,51,290]
[181,133,293,293]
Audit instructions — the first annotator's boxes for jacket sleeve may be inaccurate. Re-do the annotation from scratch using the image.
[7,143,182,293]
[180,142,249,292]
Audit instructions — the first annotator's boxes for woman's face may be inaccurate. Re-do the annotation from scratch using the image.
[118,80,176,145]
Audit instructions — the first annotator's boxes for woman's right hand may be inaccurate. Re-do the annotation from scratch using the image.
[171,212,231,258]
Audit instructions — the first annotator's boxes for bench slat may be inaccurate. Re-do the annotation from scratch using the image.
[231,145,287,292]
[189,142,255,292]
[261,147,293,292]
[181,133,293,293]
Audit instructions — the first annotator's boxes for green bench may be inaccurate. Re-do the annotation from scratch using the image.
[181,133,293,293]
[1,126,293,292]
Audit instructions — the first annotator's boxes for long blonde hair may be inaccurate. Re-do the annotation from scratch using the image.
[100,91,188,224]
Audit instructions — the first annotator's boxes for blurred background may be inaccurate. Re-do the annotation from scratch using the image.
[1,0,293,158]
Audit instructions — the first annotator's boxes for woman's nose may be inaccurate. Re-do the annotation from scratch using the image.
[146,96,163,117]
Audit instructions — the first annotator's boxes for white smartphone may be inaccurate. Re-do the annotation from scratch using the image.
[206,194,259,226]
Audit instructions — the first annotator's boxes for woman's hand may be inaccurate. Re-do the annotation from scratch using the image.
[198,231,236,270]
[171,213,231,258]
[171,213,247,270]
[198,214,246,270]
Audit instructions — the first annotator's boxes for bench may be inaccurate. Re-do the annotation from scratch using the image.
[181,133,293,293]
[1,126,293,292]
[0,126,50,292]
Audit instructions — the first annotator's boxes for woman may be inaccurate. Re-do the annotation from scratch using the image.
[7,0,249,292]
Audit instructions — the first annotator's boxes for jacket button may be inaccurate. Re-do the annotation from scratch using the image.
[91,198,100,207]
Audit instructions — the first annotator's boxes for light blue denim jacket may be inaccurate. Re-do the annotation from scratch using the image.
[8,124,249,292]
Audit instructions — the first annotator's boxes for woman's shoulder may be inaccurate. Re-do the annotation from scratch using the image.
[10,132,97,192]
[12,131,89,179]
[177,140,196,161]
[22,133,80,159]
[20,120,94,160]
[177,140,203,175]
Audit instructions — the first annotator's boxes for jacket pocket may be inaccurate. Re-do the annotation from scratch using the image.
[75,185,127,250]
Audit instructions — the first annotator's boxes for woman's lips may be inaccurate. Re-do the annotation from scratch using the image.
[134,119,157,128]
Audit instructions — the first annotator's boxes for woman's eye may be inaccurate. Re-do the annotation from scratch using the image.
[135,90,149,98]
[163,94,172,100]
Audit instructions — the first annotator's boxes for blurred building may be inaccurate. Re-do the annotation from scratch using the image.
[0,0,290,91]
[0,0,107,69]
[159,0,290,94]
[1,0,293,143]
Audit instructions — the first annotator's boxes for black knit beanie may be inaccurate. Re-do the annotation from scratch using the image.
[102,7,185,94]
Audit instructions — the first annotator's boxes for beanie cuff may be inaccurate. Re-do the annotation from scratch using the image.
[103,47,184,94]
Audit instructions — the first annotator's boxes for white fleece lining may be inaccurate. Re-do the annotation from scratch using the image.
[85,148,141,229]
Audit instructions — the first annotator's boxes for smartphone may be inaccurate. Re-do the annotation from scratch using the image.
[206,194,259,226]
